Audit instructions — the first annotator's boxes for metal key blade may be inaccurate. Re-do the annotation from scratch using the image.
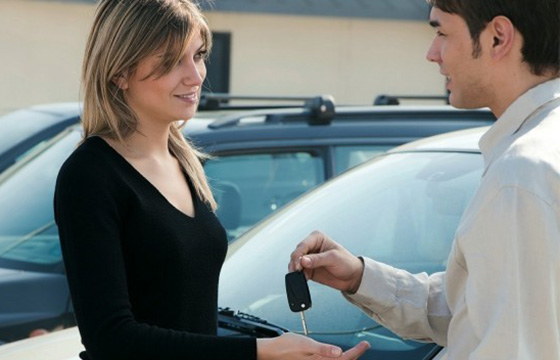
[300,311,309,335]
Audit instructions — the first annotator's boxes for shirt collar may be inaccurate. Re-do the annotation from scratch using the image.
[479,78,560,167]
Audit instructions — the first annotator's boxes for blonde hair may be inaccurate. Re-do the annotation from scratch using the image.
[81,0,216,210]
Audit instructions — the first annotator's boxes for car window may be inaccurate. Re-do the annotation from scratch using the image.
[219,151,483,359]
[0,130,80,271]
[333,145,393,174]
[204,152,325,240]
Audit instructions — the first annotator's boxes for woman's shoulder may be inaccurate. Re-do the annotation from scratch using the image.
[54,137,128,226]
[57,136,120,185]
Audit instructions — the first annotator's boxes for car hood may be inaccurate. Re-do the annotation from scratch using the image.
[389,126,489,153]
[0,268,22,278]
[0,327,82,359]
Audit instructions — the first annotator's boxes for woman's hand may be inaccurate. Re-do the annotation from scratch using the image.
[257,333,370,359]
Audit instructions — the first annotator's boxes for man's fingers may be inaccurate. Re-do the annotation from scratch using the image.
[289,242,312,269]
[300,255,313,268]
[340,341,370,359]
[288,259,298,272]
[300,251,334,270]
[289,231,326,271]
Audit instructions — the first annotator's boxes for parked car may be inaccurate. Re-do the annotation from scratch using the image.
[0,96,495,344]
[0,94,445,174]
[0,103,81,173]
[218,126,488,359]
[0,126,488,358]
[0,96,495,241]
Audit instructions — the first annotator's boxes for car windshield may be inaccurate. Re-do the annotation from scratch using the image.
[219,150,483,359]
[0,129,80,272]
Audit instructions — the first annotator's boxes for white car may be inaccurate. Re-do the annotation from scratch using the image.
[0,327,82,360]
[0,126,488,359]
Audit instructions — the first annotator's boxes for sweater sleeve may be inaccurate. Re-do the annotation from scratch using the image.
[54,150,256,360]
[342,258,451,346]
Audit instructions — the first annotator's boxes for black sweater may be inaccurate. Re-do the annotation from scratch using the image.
[54,136,256,360]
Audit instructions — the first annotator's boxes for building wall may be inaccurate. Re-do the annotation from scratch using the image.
[0,1,95,115]
[0,0,445,116]
[206,12,445,105]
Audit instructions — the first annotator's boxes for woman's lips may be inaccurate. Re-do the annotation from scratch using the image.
[174,93,197,103]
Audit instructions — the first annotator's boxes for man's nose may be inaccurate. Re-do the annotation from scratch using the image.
[425,40,441,64]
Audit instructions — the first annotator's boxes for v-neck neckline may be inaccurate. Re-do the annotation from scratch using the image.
[90,136,198,220]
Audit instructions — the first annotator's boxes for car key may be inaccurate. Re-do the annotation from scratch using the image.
[285,271,312,335]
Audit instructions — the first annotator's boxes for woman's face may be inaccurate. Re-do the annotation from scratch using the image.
[121,31,208,126]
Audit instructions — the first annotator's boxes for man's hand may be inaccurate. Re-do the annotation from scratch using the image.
[288,231,364,294]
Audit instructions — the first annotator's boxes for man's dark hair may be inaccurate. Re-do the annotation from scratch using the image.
[427,0,559,76]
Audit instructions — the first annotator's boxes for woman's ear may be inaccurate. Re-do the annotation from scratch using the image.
[112,72,129,90]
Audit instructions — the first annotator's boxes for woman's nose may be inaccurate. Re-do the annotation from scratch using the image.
[183,61,204,86]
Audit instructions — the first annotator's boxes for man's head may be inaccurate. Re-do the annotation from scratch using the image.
[428,0,559,76]
[426,0,559,113]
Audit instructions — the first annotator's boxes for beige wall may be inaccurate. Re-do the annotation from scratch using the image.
[0,0,95,115]
[0,1,445,116]
[207,12,445,105]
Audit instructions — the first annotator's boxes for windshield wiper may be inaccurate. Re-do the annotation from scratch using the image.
[218,307,288,338]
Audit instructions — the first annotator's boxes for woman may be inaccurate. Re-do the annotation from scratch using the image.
[54,0,369,359]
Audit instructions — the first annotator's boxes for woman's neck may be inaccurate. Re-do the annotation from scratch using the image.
[108,121,174,161]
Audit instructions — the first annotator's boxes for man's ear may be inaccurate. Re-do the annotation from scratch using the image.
[487,16,516,60]
[112,72,129,90]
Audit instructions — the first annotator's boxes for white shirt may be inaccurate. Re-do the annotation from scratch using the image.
[345,78,560,359]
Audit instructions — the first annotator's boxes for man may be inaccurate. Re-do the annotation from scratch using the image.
[289,0,559,358]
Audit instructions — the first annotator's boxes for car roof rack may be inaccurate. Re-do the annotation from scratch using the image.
[198,93,332,111]
[374,95,450,105]
[207,95,336,128]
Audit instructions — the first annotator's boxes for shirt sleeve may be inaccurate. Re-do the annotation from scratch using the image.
[457,185,560,359]
[54,151,256,360]
[342,258,451,346]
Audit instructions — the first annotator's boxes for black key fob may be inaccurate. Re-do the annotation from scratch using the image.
[285,271,312,312]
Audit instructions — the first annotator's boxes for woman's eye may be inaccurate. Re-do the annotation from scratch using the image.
[436,31,446,37]
[195,51,208,61]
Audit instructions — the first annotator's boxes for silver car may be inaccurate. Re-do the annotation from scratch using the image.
[0,126,487,359]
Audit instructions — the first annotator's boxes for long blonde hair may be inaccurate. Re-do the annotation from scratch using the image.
[81,0,216,210]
